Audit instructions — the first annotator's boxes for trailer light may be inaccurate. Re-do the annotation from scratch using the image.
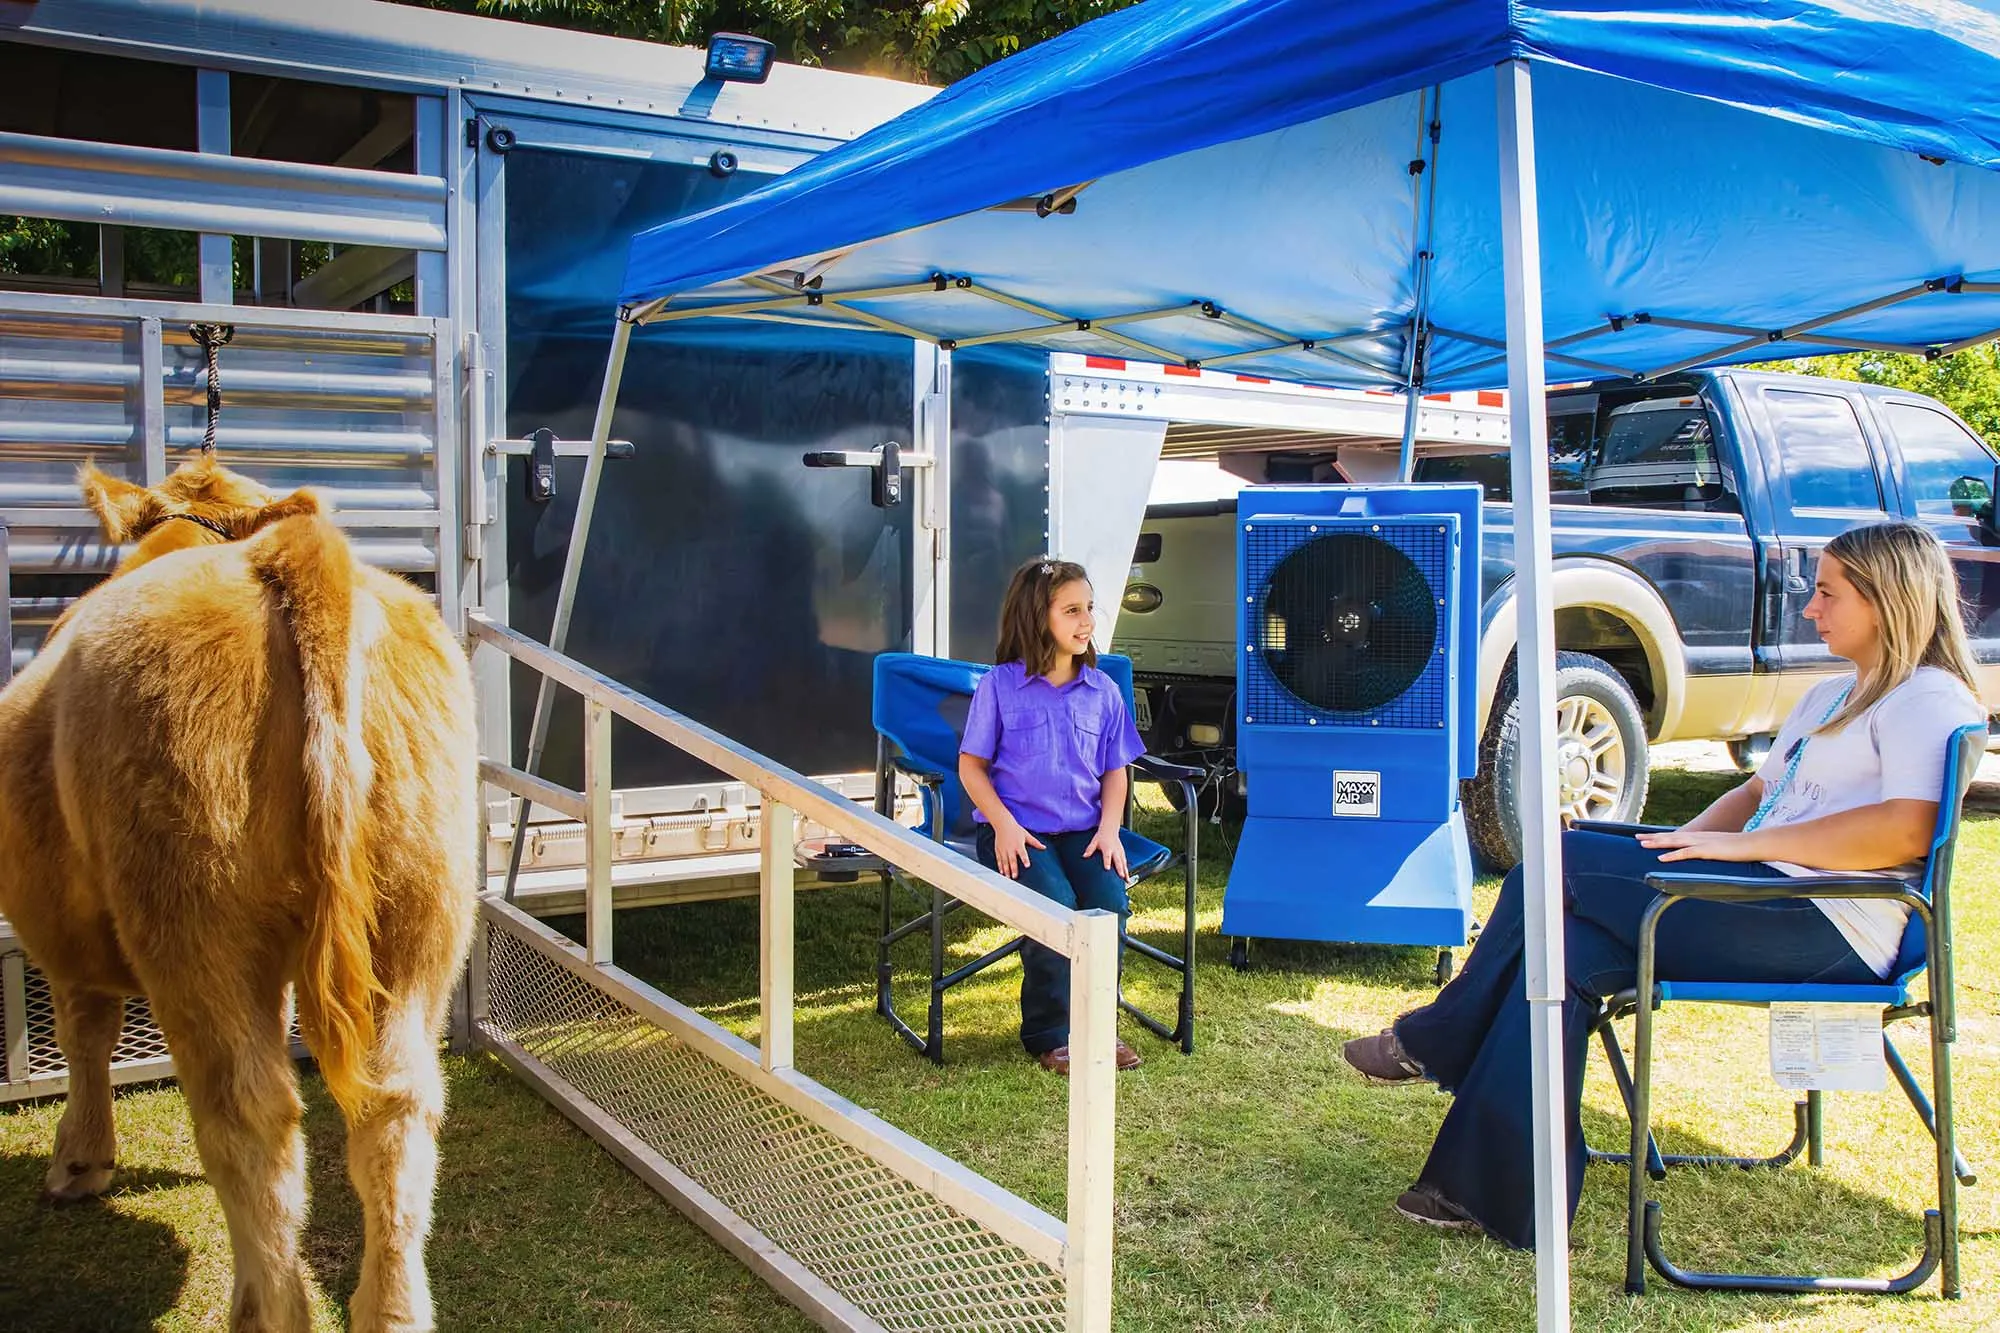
[706,32,775,84]
[1189,724,1223,746]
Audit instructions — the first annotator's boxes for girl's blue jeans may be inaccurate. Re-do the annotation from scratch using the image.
[1393,828,1876,1248]
[975,825,1129,1056]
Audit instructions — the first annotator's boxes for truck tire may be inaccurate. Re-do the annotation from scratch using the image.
[1464,651,1651,872]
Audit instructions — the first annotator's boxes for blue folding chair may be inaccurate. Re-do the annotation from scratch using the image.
[1580,720,1984,1299]
[871,652,1202,1062]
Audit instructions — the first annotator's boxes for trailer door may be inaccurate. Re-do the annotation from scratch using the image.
[471,108,917,803]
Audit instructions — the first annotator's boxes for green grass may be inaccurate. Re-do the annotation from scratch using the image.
[5,765,1997,1330]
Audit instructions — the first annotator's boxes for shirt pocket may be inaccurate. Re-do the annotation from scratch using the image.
[1001,708,1052,758]
[1068,693,1108,757]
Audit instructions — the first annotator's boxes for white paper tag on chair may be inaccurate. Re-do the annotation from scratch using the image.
[1769,1003,1885,1092]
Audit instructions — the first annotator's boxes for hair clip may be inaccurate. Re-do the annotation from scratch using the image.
[1038,561,1054,575]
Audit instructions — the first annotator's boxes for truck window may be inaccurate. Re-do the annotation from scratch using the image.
[1412,406,1589,501]
[1762,388,1886,513]
[1413,396,1738,512]
[1584,398,1736,511]
[1883,401,1998,515]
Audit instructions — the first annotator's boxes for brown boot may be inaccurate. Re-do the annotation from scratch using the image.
[1343,1027,1425,1083]
[1035,1042,1144,1075]
[1393,1187,1482,1233]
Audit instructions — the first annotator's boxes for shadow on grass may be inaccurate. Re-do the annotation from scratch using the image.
[0,1146,192,1332]
[533,762,1990,1325]
[296,1056,815,1333]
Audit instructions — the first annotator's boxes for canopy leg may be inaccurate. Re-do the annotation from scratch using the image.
[503,316,636,902]
[1499,56,1571,1333]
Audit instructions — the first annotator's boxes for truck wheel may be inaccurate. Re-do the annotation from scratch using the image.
[1464,651,1651,872]
[1727,734,1774,773]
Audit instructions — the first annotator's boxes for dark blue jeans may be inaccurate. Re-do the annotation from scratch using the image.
[975,825,1129,1056]
[1392,828,1875,1248]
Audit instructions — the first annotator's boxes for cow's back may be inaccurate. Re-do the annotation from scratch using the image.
[0,533,477,1003]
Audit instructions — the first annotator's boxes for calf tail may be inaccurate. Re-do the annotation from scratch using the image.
[250,514,383,1118]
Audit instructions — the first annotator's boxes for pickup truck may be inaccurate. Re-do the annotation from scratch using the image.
[1112,368,2000,868]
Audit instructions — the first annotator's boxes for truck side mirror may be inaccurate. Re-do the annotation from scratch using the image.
[1950,470,2000,545]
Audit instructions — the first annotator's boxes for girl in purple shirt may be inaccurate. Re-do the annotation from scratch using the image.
[959,559,1147,1075]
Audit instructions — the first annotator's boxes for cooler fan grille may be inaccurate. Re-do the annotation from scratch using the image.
[1243,520,1450,728]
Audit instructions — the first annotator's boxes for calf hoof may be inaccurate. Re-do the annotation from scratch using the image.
[350,1279,434,1333]
[40,1157,115,1203]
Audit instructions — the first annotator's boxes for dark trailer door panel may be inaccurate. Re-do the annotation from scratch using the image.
[494,140,915,791]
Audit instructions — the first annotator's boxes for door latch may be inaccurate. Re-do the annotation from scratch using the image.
[802,441,933,509]
[488,428,638,505]
[1784,545,1812,593]
[526,426,557,504]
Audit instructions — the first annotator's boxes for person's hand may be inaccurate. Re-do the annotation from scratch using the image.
[992,820,1045,878]
[1084,825,1129,877]
[1635,827,1762,863]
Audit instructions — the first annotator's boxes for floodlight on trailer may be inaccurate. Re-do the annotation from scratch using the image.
[705,32,775,84]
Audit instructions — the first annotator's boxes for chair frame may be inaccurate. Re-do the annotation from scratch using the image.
[870,661,1202,1064]
[1577,719,1983,1299]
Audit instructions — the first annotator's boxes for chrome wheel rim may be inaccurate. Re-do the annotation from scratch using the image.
[1553,695,1628,822]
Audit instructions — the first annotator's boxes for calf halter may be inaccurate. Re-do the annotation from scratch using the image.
[151,511,236,542]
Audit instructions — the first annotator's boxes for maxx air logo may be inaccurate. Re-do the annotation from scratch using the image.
[1333,771,1382,818]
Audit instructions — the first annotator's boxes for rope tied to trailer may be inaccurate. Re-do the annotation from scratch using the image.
[188,323,236,456]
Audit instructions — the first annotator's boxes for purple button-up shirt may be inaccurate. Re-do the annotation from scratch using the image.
[959,662,1146,835]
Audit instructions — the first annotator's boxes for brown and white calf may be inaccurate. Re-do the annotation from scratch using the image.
[0,456,479,1331]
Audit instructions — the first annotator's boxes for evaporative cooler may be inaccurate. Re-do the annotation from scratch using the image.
[1223,484,1482,967]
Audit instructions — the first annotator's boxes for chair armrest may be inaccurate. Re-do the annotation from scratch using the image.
[1130,753,1204,784]
[1570,820,1673,837]
[888,755,949,785]
[1645,871,1923,907]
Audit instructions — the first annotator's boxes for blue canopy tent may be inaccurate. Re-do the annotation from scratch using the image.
[535,2,2000,1326]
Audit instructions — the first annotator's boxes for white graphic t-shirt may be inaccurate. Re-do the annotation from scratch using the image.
[1753,666,1985,977]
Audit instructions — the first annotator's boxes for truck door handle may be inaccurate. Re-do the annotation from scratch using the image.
[1785,547,1810,593]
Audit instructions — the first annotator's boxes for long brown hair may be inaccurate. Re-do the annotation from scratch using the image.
[996,558,1095,677]
[1818,520,1981,733]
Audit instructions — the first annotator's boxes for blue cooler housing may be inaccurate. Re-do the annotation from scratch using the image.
[1223,484,1483,948]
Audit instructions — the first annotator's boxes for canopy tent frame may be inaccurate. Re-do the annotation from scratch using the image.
[621,266,1996,402]
[1396,84,1446,481]
[519,0,2000,1322]
[522,55,1585,1333]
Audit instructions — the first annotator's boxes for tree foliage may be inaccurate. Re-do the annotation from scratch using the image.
[405,0,1138,82]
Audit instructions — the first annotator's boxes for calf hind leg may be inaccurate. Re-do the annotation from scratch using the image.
[345,993,450,1333]
[158,982,314,1333]
[41,984,125,1202]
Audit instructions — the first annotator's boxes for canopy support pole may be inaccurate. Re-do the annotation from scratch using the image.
[1399,86,1443,482]
[1498,57,1571,1333]
[503,315,636,902]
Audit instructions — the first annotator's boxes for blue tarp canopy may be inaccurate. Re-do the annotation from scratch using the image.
[618,0,2000,392]
[564,3,2000,1321]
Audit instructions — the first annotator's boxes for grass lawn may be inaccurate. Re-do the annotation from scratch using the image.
[4,763,1996,1330]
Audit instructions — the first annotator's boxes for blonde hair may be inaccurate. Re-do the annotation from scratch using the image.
[1817,520,1979,733]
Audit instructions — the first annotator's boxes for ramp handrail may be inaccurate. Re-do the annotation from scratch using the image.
[466,613,1080,952]
[465,611,1117,1333]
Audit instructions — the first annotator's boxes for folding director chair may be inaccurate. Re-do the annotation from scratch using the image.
[870,652,1201,1062]
[1579,719,1985,1299]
